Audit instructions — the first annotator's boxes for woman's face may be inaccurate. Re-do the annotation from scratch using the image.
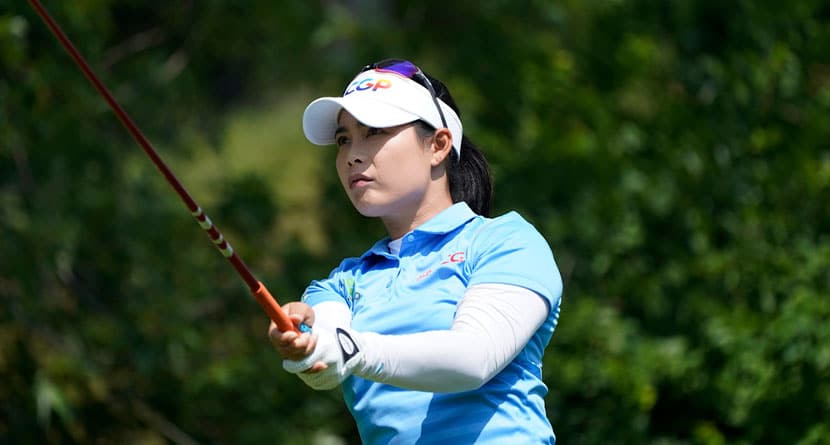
[334,112,436,218]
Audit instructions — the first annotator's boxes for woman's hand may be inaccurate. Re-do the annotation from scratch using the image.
[268,302,327,373]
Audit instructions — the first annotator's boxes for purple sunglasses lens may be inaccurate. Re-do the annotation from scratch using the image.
[373,60,419,78]
[361,59,449,130]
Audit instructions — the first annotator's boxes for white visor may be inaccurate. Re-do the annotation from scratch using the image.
[302,69,463,156]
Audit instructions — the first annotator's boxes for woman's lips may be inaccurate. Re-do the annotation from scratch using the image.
[349,174,372,189]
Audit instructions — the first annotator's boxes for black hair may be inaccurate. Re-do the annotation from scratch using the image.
[417,73,494,217]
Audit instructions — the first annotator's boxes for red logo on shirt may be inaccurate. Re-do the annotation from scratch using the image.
[416,252,466,282]
[416,269,433,281]
[441,252,465,264]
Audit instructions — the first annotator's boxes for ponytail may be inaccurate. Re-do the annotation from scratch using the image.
[448,136,493,217]
[424,73,494,217]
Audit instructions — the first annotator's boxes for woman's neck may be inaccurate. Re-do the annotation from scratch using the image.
[382,194,453,240]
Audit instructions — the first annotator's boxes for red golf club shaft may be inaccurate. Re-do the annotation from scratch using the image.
[29,0,299,333]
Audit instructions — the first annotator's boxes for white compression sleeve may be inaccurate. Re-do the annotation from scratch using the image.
[354,283,549,393]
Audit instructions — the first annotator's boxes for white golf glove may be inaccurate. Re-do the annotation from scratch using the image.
[282,326,366,390]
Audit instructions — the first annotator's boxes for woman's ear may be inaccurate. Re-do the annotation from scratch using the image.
[430,128,454,167]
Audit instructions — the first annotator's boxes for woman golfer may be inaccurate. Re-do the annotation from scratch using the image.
[270,59,563,444]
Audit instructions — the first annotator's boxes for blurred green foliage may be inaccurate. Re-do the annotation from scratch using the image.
[2,0,828,444]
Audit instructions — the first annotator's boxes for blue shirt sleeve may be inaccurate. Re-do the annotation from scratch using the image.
[301,261,354,308]
[465,212,563,311]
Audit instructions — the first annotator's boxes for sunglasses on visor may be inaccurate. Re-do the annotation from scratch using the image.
[360,59,449,130]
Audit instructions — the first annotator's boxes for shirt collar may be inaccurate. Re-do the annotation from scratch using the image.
[411,201,477,234]
[360,202,478,259]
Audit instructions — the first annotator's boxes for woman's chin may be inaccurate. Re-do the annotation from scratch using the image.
[351,199,397,219]
[349,199,380,217]
[354,205,384,218]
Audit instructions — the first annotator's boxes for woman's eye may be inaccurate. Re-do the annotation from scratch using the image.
[336,135,350,146]
[366,127,382,136]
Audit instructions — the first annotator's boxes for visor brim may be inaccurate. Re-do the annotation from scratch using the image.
[302,96,421,146]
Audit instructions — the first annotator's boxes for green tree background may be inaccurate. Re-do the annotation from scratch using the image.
[2,1,828,444]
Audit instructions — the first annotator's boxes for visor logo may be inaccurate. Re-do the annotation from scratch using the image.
[344,77,392,95]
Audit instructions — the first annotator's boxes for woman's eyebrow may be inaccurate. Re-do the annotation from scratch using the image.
[334,122,367,136]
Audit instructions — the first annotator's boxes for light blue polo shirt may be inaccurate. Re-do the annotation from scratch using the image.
[302,202,563,444]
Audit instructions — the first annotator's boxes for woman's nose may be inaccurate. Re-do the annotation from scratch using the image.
[347,153,363,167]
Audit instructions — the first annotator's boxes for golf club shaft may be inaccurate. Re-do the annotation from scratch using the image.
[29,0,299,333]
